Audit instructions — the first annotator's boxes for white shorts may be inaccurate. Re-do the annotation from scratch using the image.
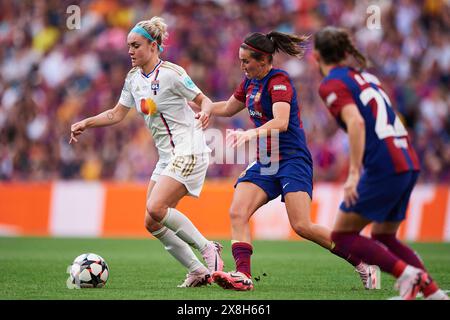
[150,153,209,197]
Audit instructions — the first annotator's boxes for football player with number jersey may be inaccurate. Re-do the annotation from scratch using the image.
[70,17,223,288]
[314,26,448,300]
[198,31,376,291]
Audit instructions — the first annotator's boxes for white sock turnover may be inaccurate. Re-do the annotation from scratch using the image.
[160,208,209,251]
[152,226,205,273]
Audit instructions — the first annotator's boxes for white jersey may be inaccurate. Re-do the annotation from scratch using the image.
[118,60,211,161]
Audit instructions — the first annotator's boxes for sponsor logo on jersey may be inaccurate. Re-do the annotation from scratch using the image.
[140,98,157,115]
[249,109,262,118]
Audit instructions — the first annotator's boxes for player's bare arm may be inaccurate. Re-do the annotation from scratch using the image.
[256,102,290,133]
[192,93,214,129]
[209,95,246,117]
[227,101,290,148]
[340,103,365,207]
[194,94,246,129]
[69,103,130,144]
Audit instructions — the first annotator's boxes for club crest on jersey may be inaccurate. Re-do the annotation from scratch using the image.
[254,92,261,102]
[151,80,160,95]
[140,98,157,115]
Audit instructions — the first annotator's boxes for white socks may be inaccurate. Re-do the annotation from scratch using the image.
[151,226,204,273]
[160,207,209,251]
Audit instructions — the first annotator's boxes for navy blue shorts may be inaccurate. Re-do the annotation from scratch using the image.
[340,170,419,222]
[235,157,313,202]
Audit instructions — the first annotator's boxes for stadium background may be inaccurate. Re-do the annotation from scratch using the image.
[0,0,449,241]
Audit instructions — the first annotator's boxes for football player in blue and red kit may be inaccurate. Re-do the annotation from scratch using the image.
[196,31,377,291]
[314,26,448,300]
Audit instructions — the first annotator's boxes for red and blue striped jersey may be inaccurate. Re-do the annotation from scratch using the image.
[318,66,420,174]
[233,68,312,163]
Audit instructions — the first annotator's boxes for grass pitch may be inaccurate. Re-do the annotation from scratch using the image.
[0,237,449,300]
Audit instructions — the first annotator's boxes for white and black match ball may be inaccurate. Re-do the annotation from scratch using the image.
[69,253,109,288]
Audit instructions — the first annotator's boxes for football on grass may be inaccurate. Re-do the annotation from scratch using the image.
[68,253,109,288]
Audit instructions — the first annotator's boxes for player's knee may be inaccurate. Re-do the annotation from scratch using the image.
[229,206,250,223]
[291,222,313,239]
[146,200,169,222]
[144,213,161,233]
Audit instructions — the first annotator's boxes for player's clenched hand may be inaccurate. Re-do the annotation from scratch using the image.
[226,129,257,148]
[69,120,87,144]
[343,172,360,207]
[194,111,210,129]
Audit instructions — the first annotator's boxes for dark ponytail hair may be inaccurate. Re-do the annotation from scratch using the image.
[241,31,309,63]
[314,26,368,69]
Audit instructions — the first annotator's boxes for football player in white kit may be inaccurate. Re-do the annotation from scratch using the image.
[69,16,223,287]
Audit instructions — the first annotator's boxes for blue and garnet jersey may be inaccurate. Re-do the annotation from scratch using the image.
[318,66,420,175]
[233,68,312,164]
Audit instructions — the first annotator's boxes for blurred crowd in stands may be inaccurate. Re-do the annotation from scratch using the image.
[0,0,448,183]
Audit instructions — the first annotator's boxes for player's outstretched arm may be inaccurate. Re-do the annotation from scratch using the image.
[192,93,214,129]
[193,94,246,128]
[69,103,130,144]
[208,95,246,117]
[227,101,290,148]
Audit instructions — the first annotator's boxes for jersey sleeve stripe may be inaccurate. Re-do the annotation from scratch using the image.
[160,62,183,76]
